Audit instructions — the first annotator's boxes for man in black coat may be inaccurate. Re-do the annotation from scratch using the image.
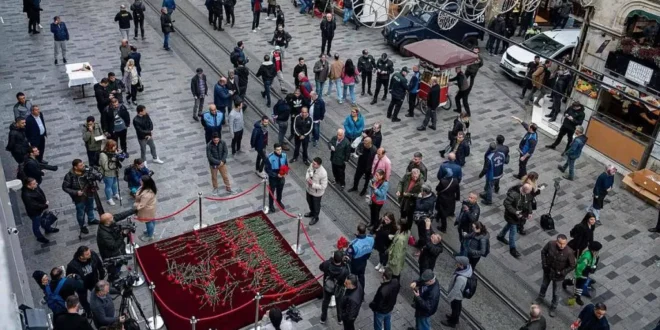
[497,184,533,258]
[450,67,471,116]
[190,68,208,120]
[340,274,364,330]
[455,192,480,240]
[369,269,401,329]
[21,177,58,243]
[25,104,48,163]
[133,105,163,163]
[371,53,394,104]
[320,13,336,56]
[349,137,376,195]
[435,175,460,233]
[418,76,440,131]
[410,269,441,329]
[94,78,111,113]
[538,234,575,317]
[319,250,350,324]
[66,246,106,316]
[235,60,249,98]
[386,67,409,122]
[256,54,277,107]
[6,117,30,164]
[547,67,572,121]
[546,101,586,153]
[53,296,94,330]
[357,49,375,96]
[211,0,224,31]
[97,210,135,280]
[418,218,443,272]
[23,146,45,184]
[101,98,131,154]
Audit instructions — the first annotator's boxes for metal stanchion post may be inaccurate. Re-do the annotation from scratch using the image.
[253,292,262,330]
[261,178,269,214]
[124,217,140,254]
[290,214,305,255]
[131,252,145,287]
[147,282,164,329]
[190,316,197,330]
[193,192,207,230]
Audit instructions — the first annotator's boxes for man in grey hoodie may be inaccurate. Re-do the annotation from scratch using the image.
[441,256,473,328]
[228,99,245,155]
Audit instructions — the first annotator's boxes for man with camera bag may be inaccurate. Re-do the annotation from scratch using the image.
[97,210,136,281]
[319,250,350,325]
[66,246,106,316]
[91,280,126,328]
[63,159,101,234]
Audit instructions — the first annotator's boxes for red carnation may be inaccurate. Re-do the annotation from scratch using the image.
[279,164,290,176]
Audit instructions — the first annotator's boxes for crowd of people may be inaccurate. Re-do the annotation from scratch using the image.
[10,0,659,329]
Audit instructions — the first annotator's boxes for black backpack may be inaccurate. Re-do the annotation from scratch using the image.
[541,214,555,230]
[230,50,241,66]
[123,167,132,182]
[461,274,478,299]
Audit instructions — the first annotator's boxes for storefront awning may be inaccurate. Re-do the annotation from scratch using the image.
[628,10,660,23]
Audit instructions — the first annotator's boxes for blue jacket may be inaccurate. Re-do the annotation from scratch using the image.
[565,135,587,160]
[343,114,365,140]
[213,83,230,108]
[202,111,223,129]
[438,161,462,182]
[310,98,326,121]
[483,149,506,180]
[127,166,150,189]
[371,180,389,204]
[50,22,69,41]
[593,172,614,196]
[266,152,288,178]
[347,235,374,275]
[162,0,176,10]
[408,71,420,94]
[250,121,268,151]
[519,122,537,156]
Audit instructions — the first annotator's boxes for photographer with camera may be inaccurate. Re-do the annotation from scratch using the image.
[101,98,131,156]
[32,267,85,316]
[125,158,152,196]
[97,210,136,281]
[62,159,101,234]
[100,140,124,206]
[66,246,106,316]
[91,280,126,328]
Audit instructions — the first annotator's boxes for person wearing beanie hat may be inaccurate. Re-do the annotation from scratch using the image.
[82,116,104,166]
[386,66,408,122]
[563,241,601,306]
[265,307,294,330]
[409,269,440,330]
[441,256,472,328]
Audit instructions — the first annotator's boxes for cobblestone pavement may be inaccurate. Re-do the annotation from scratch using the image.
[1,0,660,328]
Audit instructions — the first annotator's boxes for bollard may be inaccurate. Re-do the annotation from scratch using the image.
[190,316,197,330]
[290,214,305,255]
[193,192,207,230]
[147,282,164,329]
[131,252,145,287]
[253,292,262,330]
[261,178,269,214]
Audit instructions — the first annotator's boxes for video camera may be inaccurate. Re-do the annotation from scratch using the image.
[107,152,128,169]
[83,165,103,182]
[112,271,141,294]
[103,255,132,268]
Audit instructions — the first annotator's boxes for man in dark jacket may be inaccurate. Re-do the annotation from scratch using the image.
[23,146,45,184]
[207,133,232,195]
[190,68,208,120]
[349,137,376,195]
[370,268,400,330]
[519,304,547,330]
[319,250,350,324]
[6,118,30,164]
[497,184,533,258]
[213,77,232,122]
[419,218,443,272]
[587,165,616,226]
[547,101,586,152]
[25,105,48,163]
[418,76,440,131]
[547,68,572,121]
[130,0,146,39]
[320,13,336,56]
[272,99,291,150]
[230,42,248,68]
[21,177,58,243]
[292,107,313,164]
[437,153,463,183]
[62,159,100,234]
[440,113,468,157]
[310,92,326,146]
[26,0,41,34]
[406,152,428,181]
[66,246,105,314]
[224,0,235,27]
[133,105,163,163]
[250,116,270,178]
[210,0,224,31]
[464,47,483,90]
[455,192,480,241]
[286,89,305,141]
[101,98,131,153]
[340,274,364,330]
[406,65,421,117]
[256,55,277,107]
[107,72,125,104]
[521,56,541,98]
[50,16,69,65]
[453,131,470,167]
[33,268,85,316]
[94,79,111,113]
[202,104,223,143]
[486,15,505,55]
[558,126,587,181]
[357,49,375,95]
[435,174,460,233]
[538,234,575,317]
[329,128,351,189]
[386,67,409,122]
[114,5,133,40]
[97,211,135,280]
[512,117,538,179]
[53,296,94,330]
[371,53,394,104]
[91,280,125,328]
[450,66,471,116]
[160,7,174,51]
[235,60,249,97]
[293,58,308,88]
[410,269,441,330]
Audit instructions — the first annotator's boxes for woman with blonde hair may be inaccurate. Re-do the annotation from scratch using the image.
[123,58,140,105]
[519,171,541,235]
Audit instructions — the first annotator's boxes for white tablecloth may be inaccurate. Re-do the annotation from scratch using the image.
[66,62,97,88]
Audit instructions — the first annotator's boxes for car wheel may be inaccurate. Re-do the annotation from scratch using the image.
[462,37,478,50]
[399,40,415,57]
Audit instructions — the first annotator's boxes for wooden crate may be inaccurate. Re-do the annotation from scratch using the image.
[622,174,660,207]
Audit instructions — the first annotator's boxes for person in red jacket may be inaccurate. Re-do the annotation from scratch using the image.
[272,46,286,93]
[298,72,313,101]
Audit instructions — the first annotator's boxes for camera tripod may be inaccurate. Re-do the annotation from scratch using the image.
[116,283,149,325]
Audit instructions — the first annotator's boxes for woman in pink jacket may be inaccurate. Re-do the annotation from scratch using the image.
[341,59,360,105]
[135,175,158,242]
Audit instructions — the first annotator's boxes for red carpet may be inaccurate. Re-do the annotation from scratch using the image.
[135,211,323,329]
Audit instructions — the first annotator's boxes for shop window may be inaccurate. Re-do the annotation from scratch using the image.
[625,12,660,47]
[597,90,659,140]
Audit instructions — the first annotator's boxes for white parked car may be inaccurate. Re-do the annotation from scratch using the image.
[500,29,580,80]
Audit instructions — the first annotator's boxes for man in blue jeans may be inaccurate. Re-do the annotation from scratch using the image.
[369,268,400,330]
[21,177,59,243]
[409,269,440,330]
[308,91,325,147]
[497,183,533,258]
[558,126,587,181]
[160,8,174,51]
[256,54,277,107]
[62,159,100,235]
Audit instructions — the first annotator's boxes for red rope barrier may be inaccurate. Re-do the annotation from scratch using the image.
[299,220,327,261]
[204,182,261,201]
[136,199,197,222]
[266,185,298,219]
[134,249,255,322]
[262,274,323,299]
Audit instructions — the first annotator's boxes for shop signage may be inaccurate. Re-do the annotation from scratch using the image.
[625,61,654,86]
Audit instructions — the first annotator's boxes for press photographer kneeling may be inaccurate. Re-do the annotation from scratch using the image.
[97,208,137,282]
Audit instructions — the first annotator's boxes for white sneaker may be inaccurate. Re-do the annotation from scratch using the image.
[257,27,262,30]
[378,267,385,273]
[212,188,219,196]
[107,199,116,206]
[152,158,164,164]
[252,29,257,33]
[375,263,382,270]
[38,24,43,29]
[114,194,122,201]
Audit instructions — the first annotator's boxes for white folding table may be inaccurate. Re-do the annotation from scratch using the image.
[66,62,98,99]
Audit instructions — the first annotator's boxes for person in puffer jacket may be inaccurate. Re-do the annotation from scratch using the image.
[464,221,490,269]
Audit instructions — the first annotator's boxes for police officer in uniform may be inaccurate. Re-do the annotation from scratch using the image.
[512,116,538,179]
[479,142,506,205]
[386,67,409,122]
[370,53,394,105]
